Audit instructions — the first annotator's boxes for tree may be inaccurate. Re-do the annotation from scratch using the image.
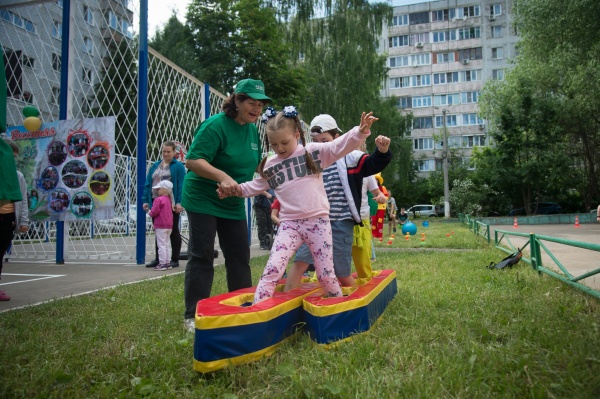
[510,0,600,210]
[477,71,572,214]
[150,13,201,80]
[186,0,305,104]
[92,39,138,157]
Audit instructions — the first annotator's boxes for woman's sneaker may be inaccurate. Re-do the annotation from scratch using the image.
[153,264,170,271]
[0,291,10,301]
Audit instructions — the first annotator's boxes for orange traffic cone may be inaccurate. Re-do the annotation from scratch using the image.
[513,217,519,229]
[574,215,580,228]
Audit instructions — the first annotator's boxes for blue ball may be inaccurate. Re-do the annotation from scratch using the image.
[401,221,417,235]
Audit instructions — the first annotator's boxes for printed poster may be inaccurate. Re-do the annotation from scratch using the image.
[7,116,116,222]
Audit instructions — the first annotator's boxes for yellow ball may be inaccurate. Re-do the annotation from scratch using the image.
[24,116,42,132]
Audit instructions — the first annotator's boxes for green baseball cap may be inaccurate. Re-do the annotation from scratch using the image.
[234,79,272,102]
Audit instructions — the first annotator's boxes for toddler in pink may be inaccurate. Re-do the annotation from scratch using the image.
[148,180,175,271]
[218,107,379,304]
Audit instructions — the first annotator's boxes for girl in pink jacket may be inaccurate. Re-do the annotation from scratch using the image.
[148,180,175,271]
[218,107,378,304]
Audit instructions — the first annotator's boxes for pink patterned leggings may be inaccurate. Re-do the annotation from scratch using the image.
[253,217,342,304]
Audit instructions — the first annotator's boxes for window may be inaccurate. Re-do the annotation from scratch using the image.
[414,138,434,150]
[410,33,429,45]
[52,53,61,72]
[492,47,504,59]
[51,87,60,105]
[461,91,479,104]
[82,37,93,55]
[435,114,457,127]
[448,136,462,148]
[22,54,34,69]
[434,93,460,106]
[491,25,503,38]
[82,67,92,85]
[409,11,429,25]
[389,56,409,68]
[458,27,481,40]
[107,11,119,30]
[456,6,480,18]
[461,69,482,82]
[432,30,456,42]
[416,159,435,172]
[52,20,62,40]
[397,97,411,109]
[462,135,486,148]
[431,9,449,22]
[411,53,431,66]
[391,14,409,26]
[458,47,483,61]
[412,96,432,108]
[83,6,94,25]
[4,49,23,99]
[490,4,502,17]
[413,117,433,129]
[389,35,409,48]
[2,9,36,34]
[492,69,505,80]
[0,9,35,33]
[436,52,455,64]
[462,114,483,125]
[56,0,63,7]
[433,72,459,84]
[411,74,431,87]
[390,76,410,89]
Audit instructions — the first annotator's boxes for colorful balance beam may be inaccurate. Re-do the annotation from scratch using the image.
[302,269,397,346]
[193,282,321,373]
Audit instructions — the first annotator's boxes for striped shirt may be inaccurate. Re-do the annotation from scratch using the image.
[323,164,352,221]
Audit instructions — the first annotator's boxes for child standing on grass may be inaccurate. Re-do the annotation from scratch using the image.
[148,180,175,271]
[218,107,378,304]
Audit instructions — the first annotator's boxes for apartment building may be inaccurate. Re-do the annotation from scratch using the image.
[1,0,133,127]
[379,0,519,175]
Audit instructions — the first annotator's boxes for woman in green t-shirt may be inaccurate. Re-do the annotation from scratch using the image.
[181,79,271,332]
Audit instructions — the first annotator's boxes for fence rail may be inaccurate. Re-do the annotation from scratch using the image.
[461,214,600,300]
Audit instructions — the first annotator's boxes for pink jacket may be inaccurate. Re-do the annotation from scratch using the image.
[148,195,173,229]
[240,126,369,222]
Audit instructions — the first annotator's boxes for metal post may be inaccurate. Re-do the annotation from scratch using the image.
[136,0,149,264]
[55,0,72,264]
[442,109,450,219]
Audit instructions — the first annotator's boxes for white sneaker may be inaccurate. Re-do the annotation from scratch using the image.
[184,318,195,333]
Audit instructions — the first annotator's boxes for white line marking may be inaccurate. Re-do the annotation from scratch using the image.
[0,273,65,286]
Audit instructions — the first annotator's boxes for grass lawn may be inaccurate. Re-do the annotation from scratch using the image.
[1,222,599,398]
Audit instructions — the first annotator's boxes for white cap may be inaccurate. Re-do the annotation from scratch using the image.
[152,180,173,190]
[309,114,342,136]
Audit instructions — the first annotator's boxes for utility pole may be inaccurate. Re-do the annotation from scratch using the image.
[442,109,450,219]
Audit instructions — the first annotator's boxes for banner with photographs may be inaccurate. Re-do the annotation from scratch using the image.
[7,116,116,222]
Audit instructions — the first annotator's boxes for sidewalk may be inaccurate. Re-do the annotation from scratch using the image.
[0,244,270,313]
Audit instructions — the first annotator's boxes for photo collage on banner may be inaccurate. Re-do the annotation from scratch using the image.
[7,116,116,222]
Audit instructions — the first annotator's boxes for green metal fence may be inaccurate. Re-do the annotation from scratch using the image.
[461,214,600,300]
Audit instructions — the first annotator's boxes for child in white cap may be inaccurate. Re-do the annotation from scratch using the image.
[148,180,175,270]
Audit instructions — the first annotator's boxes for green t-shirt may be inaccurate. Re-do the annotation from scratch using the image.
[182,112,261,219]
[0,140,22,202]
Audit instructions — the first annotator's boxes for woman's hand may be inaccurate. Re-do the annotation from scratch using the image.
[174,204,183,213]
[217,183,242,199]
[19,225,29,233]
[142,203,149,212]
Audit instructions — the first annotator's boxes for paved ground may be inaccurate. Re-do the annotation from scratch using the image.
[0,243,271,313]
[1,223,598,312]
[490,223,600,290]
